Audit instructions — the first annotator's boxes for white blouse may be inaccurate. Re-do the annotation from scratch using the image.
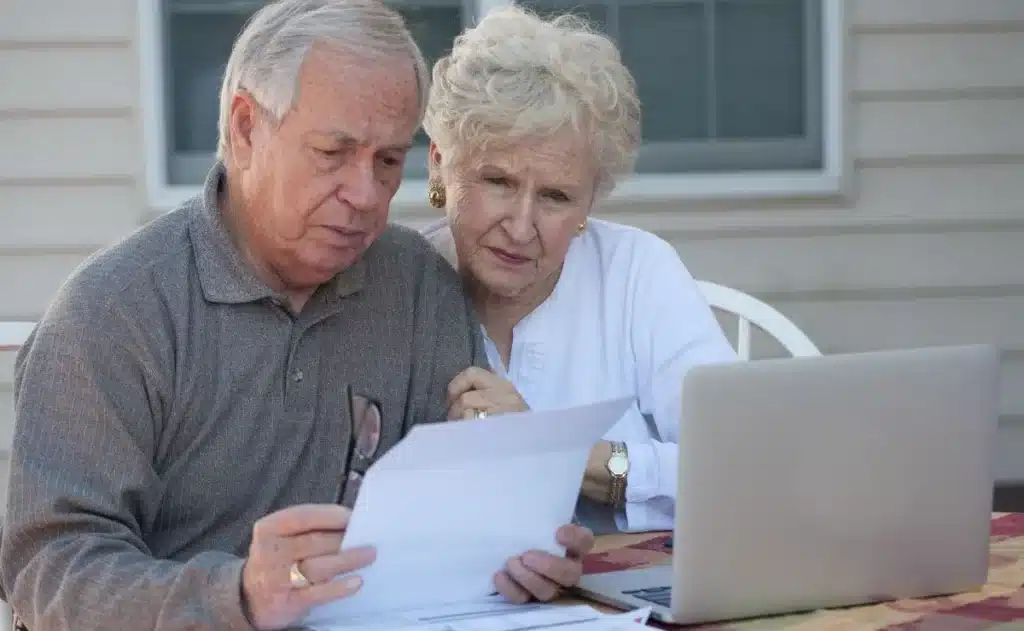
[421,217,736,532]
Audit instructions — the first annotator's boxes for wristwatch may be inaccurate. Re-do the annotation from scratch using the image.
[606,441,629,507]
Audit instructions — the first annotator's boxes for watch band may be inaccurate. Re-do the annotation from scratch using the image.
[607,441,629,507]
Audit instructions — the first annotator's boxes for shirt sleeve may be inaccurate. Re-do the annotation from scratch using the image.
[618,236,737,532]
[412,254,489,429]
[0,289,253,631]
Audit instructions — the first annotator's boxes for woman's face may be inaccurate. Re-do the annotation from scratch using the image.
[437,132,596,304]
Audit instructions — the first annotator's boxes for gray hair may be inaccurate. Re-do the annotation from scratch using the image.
[217,0,429,159]
[422,5,641,197]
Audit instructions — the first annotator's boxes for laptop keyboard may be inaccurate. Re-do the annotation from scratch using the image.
[624,585,672,607]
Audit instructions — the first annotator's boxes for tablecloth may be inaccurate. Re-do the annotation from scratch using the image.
[581,512,1024,630]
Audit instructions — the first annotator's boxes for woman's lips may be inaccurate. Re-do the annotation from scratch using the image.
[488,246,530,266]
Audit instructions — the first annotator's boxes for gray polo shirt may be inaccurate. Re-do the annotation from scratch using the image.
[0,164,486,630]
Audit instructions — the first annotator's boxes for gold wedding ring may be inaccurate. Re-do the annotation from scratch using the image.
[289,562,311,589]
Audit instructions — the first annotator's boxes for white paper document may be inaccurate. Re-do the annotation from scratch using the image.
[302,397,634,627]
[306,595,651,630]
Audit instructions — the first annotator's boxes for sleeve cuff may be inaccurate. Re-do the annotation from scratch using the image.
[206,555,255,631]
[615,440,678,532]
[624,440,660,503]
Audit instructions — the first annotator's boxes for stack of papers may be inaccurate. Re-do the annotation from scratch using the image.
[301,397,635,628]
[309,596,652,630]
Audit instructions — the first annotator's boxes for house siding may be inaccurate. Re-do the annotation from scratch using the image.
[1,0,1023,499]
[0,0,142,509]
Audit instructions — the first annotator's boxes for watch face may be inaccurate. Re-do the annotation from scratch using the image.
[608,454,629,476]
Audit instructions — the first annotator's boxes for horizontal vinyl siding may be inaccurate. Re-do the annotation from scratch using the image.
[674,231,1023,298]
[0,0,143,490]
[0,0,135,43]
[856,99,1024,164]
[0,48,137,112]
[0,4,142,311]
[0,184,140,249]
[0,117,139,180]
[0,253,92,319]
[851,0,1024,31]
[854,32,1024,95]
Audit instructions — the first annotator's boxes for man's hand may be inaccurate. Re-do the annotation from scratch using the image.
[494,524,595,603]
[447,366,529,420]
[242,504,377,630]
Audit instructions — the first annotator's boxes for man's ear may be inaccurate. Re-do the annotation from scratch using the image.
[228,91,261,168]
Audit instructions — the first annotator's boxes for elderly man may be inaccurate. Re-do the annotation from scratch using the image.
[0,1,594,629]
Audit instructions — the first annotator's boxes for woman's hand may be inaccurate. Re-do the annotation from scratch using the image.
[580,441,615,504]
[447,367,530,420]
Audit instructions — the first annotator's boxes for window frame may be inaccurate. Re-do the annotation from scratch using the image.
[139,0,847,212]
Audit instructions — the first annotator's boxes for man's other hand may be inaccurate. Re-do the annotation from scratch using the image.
[494,523,595,603]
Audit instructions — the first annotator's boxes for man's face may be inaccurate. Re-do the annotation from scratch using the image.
[231,44,420,290]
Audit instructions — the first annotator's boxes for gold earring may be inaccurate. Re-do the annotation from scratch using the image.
[427,179,446,209]
[577,219,587,234]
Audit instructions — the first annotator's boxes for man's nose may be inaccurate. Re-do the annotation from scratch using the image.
[335,160,380,211]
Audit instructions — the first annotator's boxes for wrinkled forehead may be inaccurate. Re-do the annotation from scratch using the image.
[290,45,421,147]
[472,132,598,189]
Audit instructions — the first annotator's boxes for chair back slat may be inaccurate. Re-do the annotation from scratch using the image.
[697,281,820,359]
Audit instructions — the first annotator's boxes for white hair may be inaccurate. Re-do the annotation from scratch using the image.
[217,0,429,158]
[422,5,641,197]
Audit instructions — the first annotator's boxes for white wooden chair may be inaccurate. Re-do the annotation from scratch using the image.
[0,322,32,631]
[0,322,34,351]
[696,281,821,360]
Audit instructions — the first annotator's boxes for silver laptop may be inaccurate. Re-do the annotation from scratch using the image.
[577,344,1000,625]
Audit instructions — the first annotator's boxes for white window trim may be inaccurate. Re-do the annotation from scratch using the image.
[139,0,847,213]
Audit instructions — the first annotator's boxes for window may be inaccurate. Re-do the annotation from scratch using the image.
[140,0,843,209]
[522,0,823,174]
[152,0,470,189]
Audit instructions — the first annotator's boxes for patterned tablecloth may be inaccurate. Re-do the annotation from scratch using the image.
[580,512,1024,630]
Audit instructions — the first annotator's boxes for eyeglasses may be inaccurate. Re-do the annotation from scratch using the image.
[337,385,383,508]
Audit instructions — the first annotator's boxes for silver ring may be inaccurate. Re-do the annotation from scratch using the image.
[475,409,489,419]
[289,562,311,589]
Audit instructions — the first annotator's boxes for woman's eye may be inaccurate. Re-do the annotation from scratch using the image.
[545,190,570,203]
[484,176,508,187]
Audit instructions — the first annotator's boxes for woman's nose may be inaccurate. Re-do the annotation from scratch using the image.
[503,197,537,243]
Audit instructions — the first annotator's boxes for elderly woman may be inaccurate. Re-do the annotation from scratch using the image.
[421,6,736,535]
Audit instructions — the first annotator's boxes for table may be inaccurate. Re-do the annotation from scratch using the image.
[573,512,1024,629]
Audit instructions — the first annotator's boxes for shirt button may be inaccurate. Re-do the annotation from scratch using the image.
[292,369,304,383]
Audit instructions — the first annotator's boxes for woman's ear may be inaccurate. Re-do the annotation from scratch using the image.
[428,141,443,169]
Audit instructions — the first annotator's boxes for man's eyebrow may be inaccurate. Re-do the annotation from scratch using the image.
[308,130,359,144]
[308,131,413,153]
[381,142,415,152]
